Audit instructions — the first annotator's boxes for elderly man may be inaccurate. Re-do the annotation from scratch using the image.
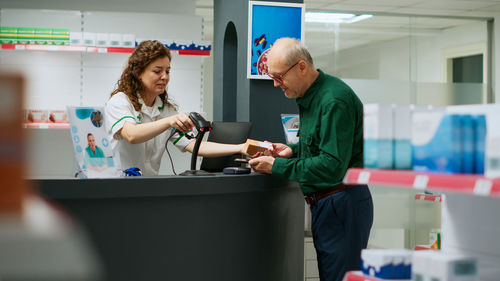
[249,38,373,281]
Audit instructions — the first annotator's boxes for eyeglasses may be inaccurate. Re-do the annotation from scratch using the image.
[267,61,299,84]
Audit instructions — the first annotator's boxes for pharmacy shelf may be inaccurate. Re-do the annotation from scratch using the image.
[23,122,69,129]
[343,168,500,198]
[344,271,409,281]
[414,193,442,202]
[1,44,211,56]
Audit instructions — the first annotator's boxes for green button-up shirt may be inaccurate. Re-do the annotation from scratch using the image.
[272,69,364,194]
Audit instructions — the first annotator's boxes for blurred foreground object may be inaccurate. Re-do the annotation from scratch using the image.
[0,74,26,215]
[0,195,102,281]
[0,74,102,281]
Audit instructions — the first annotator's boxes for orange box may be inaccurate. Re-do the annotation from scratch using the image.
[244,139,272,156]
[0,74,27,215]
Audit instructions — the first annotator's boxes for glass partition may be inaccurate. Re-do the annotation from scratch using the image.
[305,14,489,106]
[305,12,490,249]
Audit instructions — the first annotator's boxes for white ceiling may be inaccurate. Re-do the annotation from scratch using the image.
[195,0,499,45]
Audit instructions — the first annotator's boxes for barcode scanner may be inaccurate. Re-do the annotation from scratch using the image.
[179,112,214,176]
[189,112,212,132]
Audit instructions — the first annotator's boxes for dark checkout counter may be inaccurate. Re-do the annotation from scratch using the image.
[33,173,304,281]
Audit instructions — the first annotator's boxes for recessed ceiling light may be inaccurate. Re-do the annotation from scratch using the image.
[305,12,372,24]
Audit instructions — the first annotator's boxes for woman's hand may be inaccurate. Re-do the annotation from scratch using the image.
[167,113,194,133]
[120,112,194,144]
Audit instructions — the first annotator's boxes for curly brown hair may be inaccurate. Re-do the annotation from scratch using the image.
[110,40,176,111]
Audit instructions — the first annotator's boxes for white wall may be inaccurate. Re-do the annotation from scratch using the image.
[309,20,488,107]
[329,21,487,83]
[0,5,206,177]
[0,0,195,15]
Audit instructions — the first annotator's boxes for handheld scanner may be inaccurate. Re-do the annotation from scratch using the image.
[189,112,212,132]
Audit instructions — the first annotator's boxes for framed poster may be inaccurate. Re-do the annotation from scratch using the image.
[247,1,305,79]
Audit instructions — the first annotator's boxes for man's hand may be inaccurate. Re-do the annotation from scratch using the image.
[250,142,292,159]
[270,143,292,158]
[248,156,275,174]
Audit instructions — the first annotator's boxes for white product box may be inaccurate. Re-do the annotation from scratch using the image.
[122,34,135,48]
[485,112,500,178]
[108,33,122,47]
[83,32,96,46]
[393,105,411,170]
[428,253,477,281]
[412,251,434,281]
[69,32,83,45]
[95,33,109,47]
[364,104,394,169]
[412,107,463,173]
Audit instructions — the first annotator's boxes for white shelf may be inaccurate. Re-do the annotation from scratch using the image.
[23,122,69,129]
[1,43,211,56]
[343,168,500,198]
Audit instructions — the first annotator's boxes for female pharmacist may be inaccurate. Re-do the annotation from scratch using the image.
[105,40,244,176]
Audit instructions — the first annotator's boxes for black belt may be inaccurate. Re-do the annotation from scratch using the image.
[304,183,348,205]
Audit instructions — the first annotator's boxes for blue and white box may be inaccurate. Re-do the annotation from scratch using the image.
[364,104,394,169]
[361,249,412,279]
[461,115,474,174]
[412,108,462,173]
[472,115,486,174]
[446,104,500,176]
[393,105,412,170]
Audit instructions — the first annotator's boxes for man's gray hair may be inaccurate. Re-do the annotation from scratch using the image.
[277,38,314,67]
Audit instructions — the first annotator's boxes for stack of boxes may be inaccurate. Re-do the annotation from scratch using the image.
[363,104,499,177]
[70,32,135,47]
[0,26,136,48]
[361,249,412,279]
[364,104,394,169]
[360,249,478,281]
[413,251,477,281]
[0,26,70,45]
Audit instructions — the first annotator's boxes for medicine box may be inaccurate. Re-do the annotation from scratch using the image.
[364,104,394,169]
[244,139,272,156]
[361,249,412,279]
[96,33,109,47]
[393,105,414,170]
[26,109,48,123]
[412,250,433,281]
[51,28,70,45]
[17,27,35,44]
[472,115,486,175]
[34,28,52,45]
[0,26,17,44]
[109,33,122,47]
[446,104,500,176]
[485,112,500,178]
[0,74,26,215]
[428,253,477,281]
[70,32,83,45]
[83,32,96,46]
[122,34,136,48]
[412,108,462,173]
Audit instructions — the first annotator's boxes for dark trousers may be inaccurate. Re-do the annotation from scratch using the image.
[310,185,373,281]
